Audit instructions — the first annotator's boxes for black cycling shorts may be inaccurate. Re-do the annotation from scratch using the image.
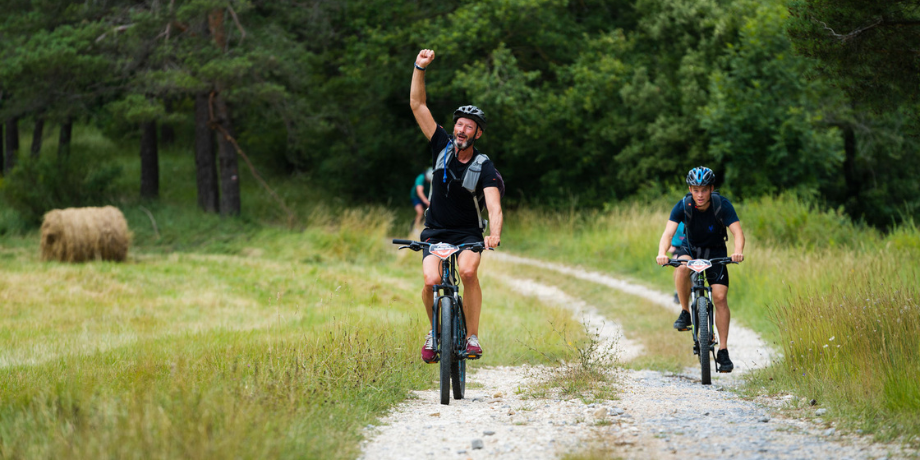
[419,228,483,260]
[674,246,730,287]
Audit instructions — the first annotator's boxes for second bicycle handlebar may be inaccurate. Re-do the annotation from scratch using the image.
[661,257,738,268]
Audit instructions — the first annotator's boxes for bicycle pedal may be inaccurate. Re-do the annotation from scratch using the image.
[466,354,481,360]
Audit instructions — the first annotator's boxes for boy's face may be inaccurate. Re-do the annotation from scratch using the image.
[689,185,713,207]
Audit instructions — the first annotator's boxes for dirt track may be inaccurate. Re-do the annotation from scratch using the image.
[359,253,912,460]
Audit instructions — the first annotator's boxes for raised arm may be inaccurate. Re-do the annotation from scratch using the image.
[410,49,438,140]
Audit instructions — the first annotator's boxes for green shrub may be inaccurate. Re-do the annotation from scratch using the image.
[0,152,122,226]
[738,192,879,248]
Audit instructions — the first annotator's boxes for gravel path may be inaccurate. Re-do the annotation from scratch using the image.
[360,254,912,459]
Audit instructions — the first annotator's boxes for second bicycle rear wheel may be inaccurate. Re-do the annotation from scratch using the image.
[696,296,712,385]
[451,309,466,400]
[439,297,453,405]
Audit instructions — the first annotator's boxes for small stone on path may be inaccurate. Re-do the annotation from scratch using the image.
[816,408,828,416]
[472,439,484,450]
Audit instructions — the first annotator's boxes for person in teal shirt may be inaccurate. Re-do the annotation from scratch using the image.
[411,168,433,229]
[668,222,686,304]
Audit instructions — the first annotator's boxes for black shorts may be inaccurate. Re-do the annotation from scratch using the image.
[674,246,730,287]
[419,228,483,259]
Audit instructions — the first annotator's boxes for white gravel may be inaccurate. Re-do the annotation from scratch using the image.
[359,253,913,460]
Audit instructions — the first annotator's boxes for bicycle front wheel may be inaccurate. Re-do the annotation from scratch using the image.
[696,296,712,385]
[439,297,453,405]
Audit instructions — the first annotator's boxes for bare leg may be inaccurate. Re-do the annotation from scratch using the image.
[711,284,730,350]
[457,250,483,338]
[421,254,442,325]
[675,255,692,312]
[413,204,425,228]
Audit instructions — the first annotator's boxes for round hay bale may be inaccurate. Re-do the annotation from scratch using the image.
[40,206,131,263]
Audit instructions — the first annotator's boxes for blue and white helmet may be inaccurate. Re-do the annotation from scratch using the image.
[686,166,715,186]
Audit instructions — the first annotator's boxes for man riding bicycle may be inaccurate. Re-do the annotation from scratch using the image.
[410,48,503,363]
[656,166,745,373]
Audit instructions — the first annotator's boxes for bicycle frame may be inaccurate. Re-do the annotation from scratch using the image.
[393,239,487,404]
[430,250,470,362]
[687,267,715,357]
[665,256,735,384]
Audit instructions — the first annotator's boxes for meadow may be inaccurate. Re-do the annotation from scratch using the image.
[0,127,585,459]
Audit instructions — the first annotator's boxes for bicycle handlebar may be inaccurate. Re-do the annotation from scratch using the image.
[391,239,495,253]
[661,257,738,268]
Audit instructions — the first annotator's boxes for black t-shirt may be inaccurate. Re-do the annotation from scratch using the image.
[668,195,740,250]
[425,126,499,232]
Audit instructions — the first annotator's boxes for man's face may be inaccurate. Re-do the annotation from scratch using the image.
[453,117,482,150]
[689,185,713,207]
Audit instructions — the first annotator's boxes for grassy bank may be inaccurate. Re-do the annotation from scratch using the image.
[503,195,920,443]
[0,127,585,458]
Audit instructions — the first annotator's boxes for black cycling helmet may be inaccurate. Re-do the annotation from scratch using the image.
[686,166,715,186]
[453,105,486,130]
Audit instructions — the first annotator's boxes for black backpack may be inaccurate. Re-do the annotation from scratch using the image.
[682,192,728,248]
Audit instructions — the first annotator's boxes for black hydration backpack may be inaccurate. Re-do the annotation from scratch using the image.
[434,143,505,229]
[682,191,728,248]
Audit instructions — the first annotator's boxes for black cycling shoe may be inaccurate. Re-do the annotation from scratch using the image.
[716,349,734,373]
[673,310,692,331]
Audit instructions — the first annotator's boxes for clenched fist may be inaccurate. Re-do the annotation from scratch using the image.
[416,49,435,68]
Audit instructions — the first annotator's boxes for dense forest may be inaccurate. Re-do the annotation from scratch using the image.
[1,0,918,227]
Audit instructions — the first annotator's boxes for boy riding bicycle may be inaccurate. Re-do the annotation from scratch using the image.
[656,166,745,373]
[410,48,503,363]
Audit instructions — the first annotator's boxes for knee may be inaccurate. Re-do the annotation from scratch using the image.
[458,267,478,285]
[423,273,440,287]
[711,291,728,306]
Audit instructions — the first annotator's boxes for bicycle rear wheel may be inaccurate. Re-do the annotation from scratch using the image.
[439,297,453,405]
[451,305,466,400]
[696,296,712,385]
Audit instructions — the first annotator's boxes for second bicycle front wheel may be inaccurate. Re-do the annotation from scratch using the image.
[439,297,453,405]
[696,296,712,385]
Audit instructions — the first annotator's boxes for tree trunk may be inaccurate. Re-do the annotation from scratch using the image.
[58,118,73,157]
[4,117,19,172]
[161,98,175,146]
[195,92,219,213]
[0,121,4,175]
[209,9,240,216]
[31,115,44,158]
[140,120,159,198]
[213,93,240,216]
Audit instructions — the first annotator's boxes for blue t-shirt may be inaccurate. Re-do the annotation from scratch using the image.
[668,195,739,250]
[670,222,686,247]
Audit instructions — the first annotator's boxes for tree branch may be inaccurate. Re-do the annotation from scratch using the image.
[817,17,920,42]
[227,5,246,45]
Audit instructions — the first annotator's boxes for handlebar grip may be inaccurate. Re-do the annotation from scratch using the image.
[392,239,413,245]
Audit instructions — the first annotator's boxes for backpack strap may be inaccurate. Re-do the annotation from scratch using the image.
[466,154,490,230]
